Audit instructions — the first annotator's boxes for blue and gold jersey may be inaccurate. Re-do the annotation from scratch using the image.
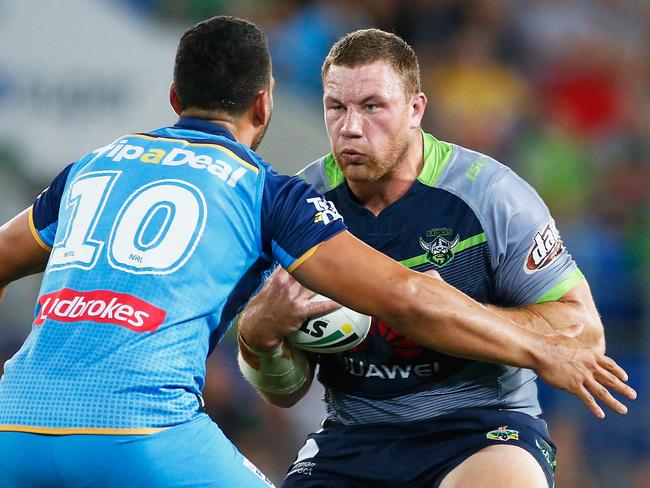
[0,118,345,433]
[299,132,584,424]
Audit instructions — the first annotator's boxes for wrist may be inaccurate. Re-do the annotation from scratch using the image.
[237,311,284,352]
[237,331,310,395]
[526,333,551,372]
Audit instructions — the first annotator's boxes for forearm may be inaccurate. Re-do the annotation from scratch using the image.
[392,275,547,369]
[293,232,550,371]
[486,282,605,352]
[237,329,314,407]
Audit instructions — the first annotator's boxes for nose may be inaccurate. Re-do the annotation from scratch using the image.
[341,109,362,138]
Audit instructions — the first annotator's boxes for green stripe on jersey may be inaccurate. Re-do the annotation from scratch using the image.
[324,154,345,190]
[417,132,454,187]
[400,232,487,268]
[535,268,586,303]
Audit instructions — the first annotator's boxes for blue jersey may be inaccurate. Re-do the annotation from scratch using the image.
[299,132,584,424]
[0,118,345,434]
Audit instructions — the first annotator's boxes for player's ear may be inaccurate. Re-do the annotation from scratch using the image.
[169,84,182,116]
[251,87,272,128]
[409,92,427,129]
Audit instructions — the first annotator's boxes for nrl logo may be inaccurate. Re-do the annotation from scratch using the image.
[486,426,520,442]
[419,232,460,268]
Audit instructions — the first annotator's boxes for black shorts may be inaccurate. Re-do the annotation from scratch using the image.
[281,409,556,488]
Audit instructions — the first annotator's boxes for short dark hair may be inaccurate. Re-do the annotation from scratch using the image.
[322,29,420,95]
[173,16,271,115]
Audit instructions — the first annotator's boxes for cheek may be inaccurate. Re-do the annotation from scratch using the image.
[369,117,403,145]
[325,115,342,137]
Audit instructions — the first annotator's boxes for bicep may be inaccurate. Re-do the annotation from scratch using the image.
[290,231,414,322]
[0,208,50,287]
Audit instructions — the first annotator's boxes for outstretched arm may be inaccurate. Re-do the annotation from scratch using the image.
[0,208,50,293]
[286,231,635,418]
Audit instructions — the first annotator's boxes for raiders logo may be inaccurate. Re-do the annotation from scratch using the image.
[524,221,564,273]
[420,234,460,268]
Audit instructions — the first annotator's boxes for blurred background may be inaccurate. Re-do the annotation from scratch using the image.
[0,0,648,486]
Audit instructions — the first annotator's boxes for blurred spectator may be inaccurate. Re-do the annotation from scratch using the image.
[267,0,372,99]
[423,26,530,158]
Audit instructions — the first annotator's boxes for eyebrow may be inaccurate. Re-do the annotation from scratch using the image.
[324,94,383,105]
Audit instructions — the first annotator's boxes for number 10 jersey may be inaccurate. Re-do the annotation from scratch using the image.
[0,118,346,433]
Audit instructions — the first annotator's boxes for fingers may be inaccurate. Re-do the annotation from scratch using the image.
[597,355,629,383]
[307,299,342,319]
[575,354,635,419]
[577,385,605,419]
[585,378,628,416]
[594,367,637,401]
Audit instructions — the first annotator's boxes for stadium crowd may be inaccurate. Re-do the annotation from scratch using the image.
[1,0,648,486]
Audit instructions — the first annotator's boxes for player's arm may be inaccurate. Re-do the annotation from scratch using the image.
[0,163,73,296]
[285,231,635,418]
[0,208,50,294]
[487,280,605,352]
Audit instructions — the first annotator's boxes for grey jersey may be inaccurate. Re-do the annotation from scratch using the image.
[299,132,583,424]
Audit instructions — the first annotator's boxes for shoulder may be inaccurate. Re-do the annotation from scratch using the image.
[296,154,345,194]
[435,143,548,222]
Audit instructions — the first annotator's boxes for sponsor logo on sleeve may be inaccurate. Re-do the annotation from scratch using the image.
[524,220,564,274]
[306,197,342,225]
[34,288,166,332]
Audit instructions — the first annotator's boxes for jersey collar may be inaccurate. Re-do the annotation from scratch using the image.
[322,131,453,190]
[173,117,237,142]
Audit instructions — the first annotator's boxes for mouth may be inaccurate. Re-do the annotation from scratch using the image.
[339,149,366,163]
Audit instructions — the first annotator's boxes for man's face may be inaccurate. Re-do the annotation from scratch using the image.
[323,61,413,183]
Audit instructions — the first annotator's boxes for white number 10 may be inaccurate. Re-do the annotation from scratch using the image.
[49,171,207,275]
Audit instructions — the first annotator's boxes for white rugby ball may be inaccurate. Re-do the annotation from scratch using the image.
[289,295,371,353]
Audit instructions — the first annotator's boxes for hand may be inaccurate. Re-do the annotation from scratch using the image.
[238,268,341,351]
[535,333,637,418]
[550,322,583,339]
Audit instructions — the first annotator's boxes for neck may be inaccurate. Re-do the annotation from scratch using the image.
[348,131,424,216]
[180,109,258,148]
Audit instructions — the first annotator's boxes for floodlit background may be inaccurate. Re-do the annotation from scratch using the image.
[0,0,648,486]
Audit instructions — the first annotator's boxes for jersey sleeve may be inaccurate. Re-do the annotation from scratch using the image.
[485,167,584,306]
[30,163,74,250]
[261,168,346,272]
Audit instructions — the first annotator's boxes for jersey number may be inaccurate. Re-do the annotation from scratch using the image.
[49,171,207,274]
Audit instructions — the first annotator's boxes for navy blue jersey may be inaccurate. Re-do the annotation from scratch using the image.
[299,132,584,424]
[0,118,346,433]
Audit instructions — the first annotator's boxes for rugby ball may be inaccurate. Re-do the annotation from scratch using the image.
[288,295,371,353]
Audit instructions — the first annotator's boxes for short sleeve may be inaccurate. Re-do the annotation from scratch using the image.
[486,168,584,306]
[30,164,74,250]
[261,168,346,271]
